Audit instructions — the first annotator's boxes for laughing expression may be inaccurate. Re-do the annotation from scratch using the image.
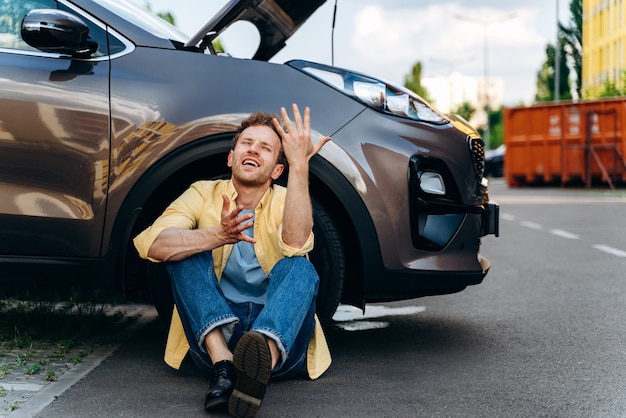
[228,125,284,188]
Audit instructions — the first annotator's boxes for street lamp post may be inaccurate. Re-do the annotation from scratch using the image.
[455,12,518,148]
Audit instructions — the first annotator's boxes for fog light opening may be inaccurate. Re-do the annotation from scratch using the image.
[419,172,446,195]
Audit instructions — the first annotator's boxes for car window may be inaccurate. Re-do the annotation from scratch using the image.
[0,0,111,57]
[0,0,55,51]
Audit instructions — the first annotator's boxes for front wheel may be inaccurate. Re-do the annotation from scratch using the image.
[146,198,345,327]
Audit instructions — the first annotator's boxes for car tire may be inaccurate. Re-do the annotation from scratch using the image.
[310,198,345,326]
[147,261,174,324]
[494,163,503,178]
[146,198,345,327]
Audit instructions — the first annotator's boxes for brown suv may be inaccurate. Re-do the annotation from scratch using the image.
[0,0,498,324]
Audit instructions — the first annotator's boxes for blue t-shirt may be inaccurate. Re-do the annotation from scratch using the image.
[220,209,268,304]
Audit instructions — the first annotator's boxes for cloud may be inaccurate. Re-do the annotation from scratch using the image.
[346,3,549,104]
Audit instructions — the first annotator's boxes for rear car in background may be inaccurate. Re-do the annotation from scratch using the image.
[0,0,498,325]
[484,145,505,178]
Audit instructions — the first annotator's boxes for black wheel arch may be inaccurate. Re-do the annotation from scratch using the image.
[109,135,234,295]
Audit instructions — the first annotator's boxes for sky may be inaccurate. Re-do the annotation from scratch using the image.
[129,0,572,107]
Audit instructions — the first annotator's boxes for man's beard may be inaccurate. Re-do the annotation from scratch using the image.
[232,167,274,187]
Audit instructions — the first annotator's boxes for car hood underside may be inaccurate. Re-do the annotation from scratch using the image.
[185,0,327,60]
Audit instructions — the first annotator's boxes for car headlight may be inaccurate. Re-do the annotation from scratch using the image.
[288,59,449,125]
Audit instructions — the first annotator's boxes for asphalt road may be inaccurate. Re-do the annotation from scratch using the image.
[34,180,626,418]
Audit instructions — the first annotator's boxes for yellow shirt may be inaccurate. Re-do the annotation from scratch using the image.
[133,179,331,379]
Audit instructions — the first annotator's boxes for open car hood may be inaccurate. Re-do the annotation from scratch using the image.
[185,0,326,61]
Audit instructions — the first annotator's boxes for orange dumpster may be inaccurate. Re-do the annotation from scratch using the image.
[504,98,626,189]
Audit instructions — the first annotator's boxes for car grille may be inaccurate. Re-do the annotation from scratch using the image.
[468,136,485,182]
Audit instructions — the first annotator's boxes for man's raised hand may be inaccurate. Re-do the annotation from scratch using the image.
[273,104,331,167]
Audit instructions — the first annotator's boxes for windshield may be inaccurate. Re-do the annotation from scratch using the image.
[92,0,187,43]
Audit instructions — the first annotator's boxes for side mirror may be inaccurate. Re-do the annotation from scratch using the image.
[21,9,98,57]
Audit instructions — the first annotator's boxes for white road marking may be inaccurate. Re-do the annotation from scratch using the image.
[337,321,390,331]
[549,229,580,240]
[501,213,516,221]
[494,192,626,258]
[520,221,542,230]
[492,195,626,204]
[593,244,626,257]
[332,304,426,331]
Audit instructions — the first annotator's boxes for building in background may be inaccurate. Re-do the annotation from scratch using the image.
[582,0,626,97]
[423,74,504,129]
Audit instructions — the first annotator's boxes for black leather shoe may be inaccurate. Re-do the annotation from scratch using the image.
[204,360,236,411]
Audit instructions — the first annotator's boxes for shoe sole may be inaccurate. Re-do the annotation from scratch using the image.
[229,332,272,418]
[204,394,229,411]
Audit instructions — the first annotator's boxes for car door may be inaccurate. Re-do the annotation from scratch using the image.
[0,0,110,257]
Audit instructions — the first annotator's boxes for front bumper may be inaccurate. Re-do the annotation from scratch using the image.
[481,201,499,237]
[409,155,499,251]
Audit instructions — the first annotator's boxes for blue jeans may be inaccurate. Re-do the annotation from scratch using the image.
[166,252,318,380]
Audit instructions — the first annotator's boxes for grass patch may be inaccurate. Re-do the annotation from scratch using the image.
[0,299,119,349]
[0,289,130,381]
[1,289,126,341]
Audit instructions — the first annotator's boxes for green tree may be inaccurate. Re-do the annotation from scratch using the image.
[212,39,225,54]
[404,62,431,102]
[597,70,626,97]
[535,44,555,101]
[560,0,582,99]
[144,2,176,25]
[157,11,175,25]
[487,107,504,149]
[535,40,571,102]
[476,107,503,149]
[452,101,475,122]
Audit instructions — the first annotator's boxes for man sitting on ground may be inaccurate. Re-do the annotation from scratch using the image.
[133,104,332,418]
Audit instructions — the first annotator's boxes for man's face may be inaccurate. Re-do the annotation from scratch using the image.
[228,125,284,188]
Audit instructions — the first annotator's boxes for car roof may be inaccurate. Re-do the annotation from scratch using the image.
[185,0,326,60]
